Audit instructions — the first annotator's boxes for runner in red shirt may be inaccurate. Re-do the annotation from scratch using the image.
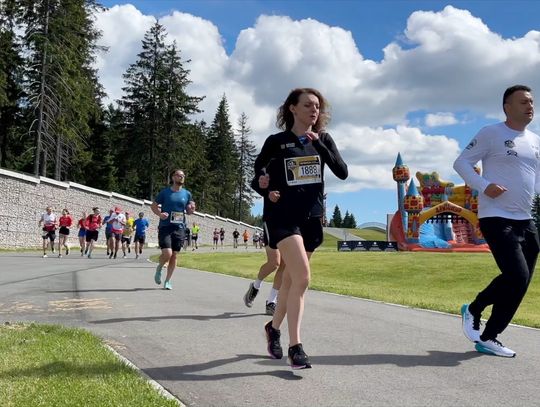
[57,209,73,257]
[77,212,87,256]
[84,207,102,259]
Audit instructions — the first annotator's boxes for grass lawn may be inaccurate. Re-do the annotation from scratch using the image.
[0,323,178,407]
[345,227,387,241]
[172,238,540,329]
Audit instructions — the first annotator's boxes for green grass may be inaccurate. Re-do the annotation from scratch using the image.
[346,227,387,241]
[171,250,540,328]
[0,323,178,407]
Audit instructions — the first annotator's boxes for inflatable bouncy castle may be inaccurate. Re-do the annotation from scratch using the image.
[389,153,489,252]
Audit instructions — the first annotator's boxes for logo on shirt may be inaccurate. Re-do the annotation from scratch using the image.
[504,140,515,148]
[466,139,477,150]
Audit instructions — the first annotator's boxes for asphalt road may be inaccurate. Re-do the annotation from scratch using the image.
[1,250,539,406]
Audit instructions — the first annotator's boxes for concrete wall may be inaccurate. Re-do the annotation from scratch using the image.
[0,168,261,249]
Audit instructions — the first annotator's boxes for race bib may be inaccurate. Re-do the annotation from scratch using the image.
[284,155,322,186]
[170,211,185,224]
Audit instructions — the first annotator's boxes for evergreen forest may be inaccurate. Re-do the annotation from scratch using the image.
[0,1,259,223]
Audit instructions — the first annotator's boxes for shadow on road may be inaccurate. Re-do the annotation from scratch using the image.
[310,350,482,367]
[48,288,159,293]
[143,354,302,381]
[90,312,265,324]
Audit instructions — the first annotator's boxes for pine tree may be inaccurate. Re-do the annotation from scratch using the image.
[342,210,351,228]
[235,112,256,221]
[0,0,25,168]
[204,94,239,217]
[119,22,202,199]
[22,0,103,179]
[330,205,343,227]
[79,104,120,191]
[348,212,357,228]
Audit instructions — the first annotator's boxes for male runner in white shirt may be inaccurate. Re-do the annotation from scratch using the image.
[454,84,539,358]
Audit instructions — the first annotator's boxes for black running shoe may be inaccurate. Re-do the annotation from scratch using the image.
[107,251,110,256]
[265,301,276,316]
[128,247,131,253]
[109,253,113,259]
[288,343,312,369]
[264,321,283,359]
[243,282,259,307]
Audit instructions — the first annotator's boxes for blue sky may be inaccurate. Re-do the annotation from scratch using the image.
[97,1,540,225]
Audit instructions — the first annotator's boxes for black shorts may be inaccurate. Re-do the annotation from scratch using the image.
[158,225,185,252]
[59,226,70,236]
[112,232,122,241]
[121,236,132,244]
[105,231,112,240]
[86,230,99,242]
[134,234,146,244]
[42,229,56,241]
[191,234,198,241]
[264,217,323,252]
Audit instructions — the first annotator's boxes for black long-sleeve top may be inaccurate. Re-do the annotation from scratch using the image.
[252,130,348,222]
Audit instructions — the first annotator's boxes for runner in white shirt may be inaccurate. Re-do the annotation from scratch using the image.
[108,206,126,259]
[454,85,539,358]
[38,206,57,258]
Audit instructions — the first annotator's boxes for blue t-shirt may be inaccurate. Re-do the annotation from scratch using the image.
[103,215,113,232]
[155,187,192,228]
[134,218,149,236]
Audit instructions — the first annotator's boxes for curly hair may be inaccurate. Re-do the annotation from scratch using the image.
[276,88,330,132]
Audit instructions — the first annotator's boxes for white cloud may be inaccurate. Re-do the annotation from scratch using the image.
[94,5,156,105]
[325,124,460,191]
[93,4,540,196]
[425,112,458,127]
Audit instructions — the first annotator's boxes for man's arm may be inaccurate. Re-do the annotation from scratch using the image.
[151,202,168,220]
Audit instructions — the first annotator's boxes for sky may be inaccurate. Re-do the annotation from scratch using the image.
[96,0,540,225]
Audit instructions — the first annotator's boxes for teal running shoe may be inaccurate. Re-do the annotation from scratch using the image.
[154,265,163,285]
[164,280,172,290]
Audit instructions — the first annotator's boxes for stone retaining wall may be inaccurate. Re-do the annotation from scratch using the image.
[0,168,261,249]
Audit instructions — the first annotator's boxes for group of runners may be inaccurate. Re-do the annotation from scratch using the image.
[39,206,150,260]
[37,84,539,369]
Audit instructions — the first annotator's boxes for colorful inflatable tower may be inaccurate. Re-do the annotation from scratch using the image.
[392,153,410,233]
[403,179,424,243]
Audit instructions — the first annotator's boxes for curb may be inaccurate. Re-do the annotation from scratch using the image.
[104,343,185,406]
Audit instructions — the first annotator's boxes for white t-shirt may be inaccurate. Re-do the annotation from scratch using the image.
[41,213,57,230]
[110,213,126,233]
[453,122,540,220]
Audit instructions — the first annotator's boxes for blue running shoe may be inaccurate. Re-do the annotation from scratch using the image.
[475,338,515,358]
[154,265,163,285]
[164,280,172,290]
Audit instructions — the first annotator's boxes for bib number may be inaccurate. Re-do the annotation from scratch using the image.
[284,155,322,186]
[170,211,185,224]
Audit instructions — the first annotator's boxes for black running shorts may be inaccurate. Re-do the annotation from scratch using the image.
[158,224,185,252]
[42,229,56,241]
[134,234,146,244]
[59,226,70,236]
[264,217,323,252]
[85,230,99,242]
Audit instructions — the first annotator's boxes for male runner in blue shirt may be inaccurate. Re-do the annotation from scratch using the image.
[151,169,196,290]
